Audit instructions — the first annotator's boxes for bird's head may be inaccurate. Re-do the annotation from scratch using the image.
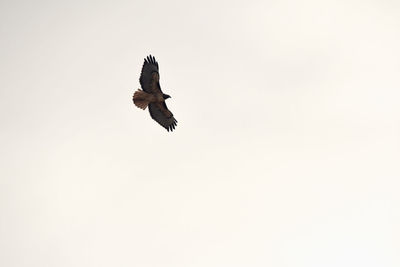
[163,94,171,100]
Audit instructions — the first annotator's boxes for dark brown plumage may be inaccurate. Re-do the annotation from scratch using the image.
[132,55,177,132]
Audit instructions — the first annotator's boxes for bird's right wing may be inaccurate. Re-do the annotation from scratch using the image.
[139,55,161,94]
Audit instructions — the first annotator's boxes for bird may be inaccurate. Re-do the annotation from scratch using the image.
[132,55,177,132]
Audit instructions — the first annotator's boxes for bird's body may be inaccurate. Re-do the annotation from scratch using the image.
[132,55,177,132]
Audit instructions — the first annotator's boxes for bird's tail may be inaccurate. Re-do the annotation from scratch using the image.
[133,89,151,110]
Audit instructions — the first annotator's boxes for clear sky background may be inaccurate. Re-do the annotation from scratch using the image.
[1,0,399,266]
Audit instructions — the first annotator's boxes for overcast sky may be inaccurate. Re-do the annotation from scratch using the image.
[1,0,399,266]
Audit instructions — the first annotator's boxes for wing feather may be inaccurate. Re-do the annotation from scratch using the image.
[139,55,161,94]
[148,102,177,132]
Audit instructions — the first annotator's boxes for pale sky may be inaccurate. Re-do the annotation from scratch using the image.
[1,0,399,266]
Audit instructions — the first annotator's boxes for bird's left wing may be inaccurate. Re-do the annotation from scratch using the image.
[148,102,177,132]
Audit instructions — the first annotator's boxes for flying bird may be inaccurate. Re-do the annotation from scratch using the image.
[132,55,177,132]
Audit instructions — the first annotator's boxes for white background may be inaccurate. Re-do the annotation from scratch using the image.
[1,0,399,266]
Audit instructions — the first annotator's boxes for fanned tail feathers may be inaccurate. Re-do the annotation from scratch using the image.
[133,89,150,110]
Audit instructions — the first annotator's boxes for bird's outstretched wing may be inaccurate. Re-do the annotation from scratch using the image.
[148,102,177,132]
[139,55,161,94]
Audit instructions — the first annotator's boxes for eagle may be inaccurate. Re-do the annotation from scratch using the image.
[132,55,177,132]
